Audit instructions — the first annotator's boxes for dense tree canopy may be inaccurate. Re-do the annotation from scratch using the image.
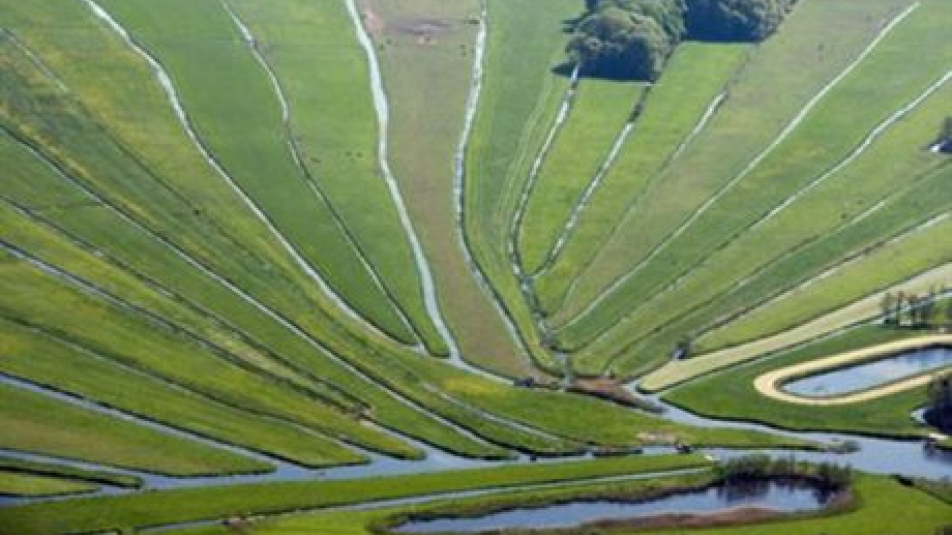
[568,0,797,80]
[684,0,797,42]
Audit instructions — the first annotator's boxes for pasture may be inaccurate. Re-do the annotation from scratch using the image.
[1,0,950,532]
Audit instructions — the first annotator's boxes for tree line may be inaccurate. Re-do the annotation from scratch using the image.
[880,289,952,329]
[567,0,798,80]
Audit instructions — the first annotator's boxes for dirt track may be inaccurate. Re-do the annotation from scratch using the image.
[753,335,952,406]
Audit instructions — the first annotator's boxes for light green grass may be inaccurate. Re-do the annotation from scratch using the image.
[0,470,98,498]
[367,0,533,376]
[518,79,643,275]
[536,43,749,316]
[0,455,711,534]
[87,0,416,344]
[0,133,501,460]
[0,382,266,476]
[593,72,952,377]
[560,0,950,363]
[700,214,952,352]
[463,0,581,370]
[0,318,368,468]
[222,0,448,355]
[0,457,141,489]
[553,0,917,334]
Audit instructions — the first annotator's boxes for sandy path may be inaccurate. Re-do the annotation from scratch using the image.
[754,335,952,406]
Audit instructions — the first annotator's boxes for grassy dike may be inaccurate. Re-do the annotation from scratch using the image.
[0,455,711,534]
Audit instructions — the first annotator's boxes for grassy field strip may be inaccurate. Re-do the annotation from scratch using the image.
[0,256,377,466]
[153,468,716,534]
[0,6,422,356]
[0,381,266,477]
[0,319,373,469]
[165,473,952,535]
[0,233,405,456]
[0,248,425,463]
[345,0,458,356]
[630,152,952,383]
[700,212,952,350]
[453,0,544,371]
[505,64,581,369]
[83,0,417,345]
[587,69,952,371]
[0,30,66,93]
[553,0,916,327]
[464,0,583,370]
[0,238,577,461]
[538,44,749,318]
[0,457,140,490]
[0,119,505,459]
[645,263,952,392]
[0,198,365,414]
[755,335,952,406]
[539,120,635,276]
[217,0,429,353]
[0,373,288,472]
[0,455,712,534]
[407,351,814,451]
[558,2,923,349]
[0,470,99,499]
[517,79,642,275]
[224,0,451,355]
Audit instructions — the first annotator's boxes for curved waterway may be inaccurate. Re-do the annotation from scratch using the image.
[784,346,952,398]
[394,479,836,533]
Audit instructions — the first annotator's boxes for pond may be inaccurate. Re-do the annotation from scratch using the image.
[783,346,952,398]
[393,479,836,533]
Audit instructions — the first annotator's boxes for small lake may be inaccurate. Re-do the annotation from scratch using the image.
[784,346,952,398]
[393,480,835,533]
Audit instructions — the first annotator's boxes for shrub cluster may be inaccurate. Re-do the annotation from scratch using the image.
[567,0,797,80]
[719,454,852,490]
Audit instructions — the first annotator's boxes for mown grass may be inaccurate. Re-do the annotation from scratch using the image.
[87,0,417,344]
[665,326,937,438]
[0,131,510,459]
[517,79,643,275]
[0,455,711,534]
[464,0,581,370]
[165,473,950,535]
[407,353,815,451]
[536,43,749,317]
[0,470,98,498]
[364,0,532,376]
[0,318,370,468]
[561,0,950,362]
[553,0,916,334]
[701,211,952,352]
[0,382,266,476]
[594,70,952,377]
[0,41,518,459]
[0,457,141,489]
[222,0,448,355]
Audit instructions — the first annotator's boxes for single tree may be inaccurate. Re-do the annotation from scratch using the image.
[881,292,897,325]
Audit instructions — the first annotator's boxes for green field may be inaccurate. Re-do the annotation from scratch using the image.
[1,0,950,531]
